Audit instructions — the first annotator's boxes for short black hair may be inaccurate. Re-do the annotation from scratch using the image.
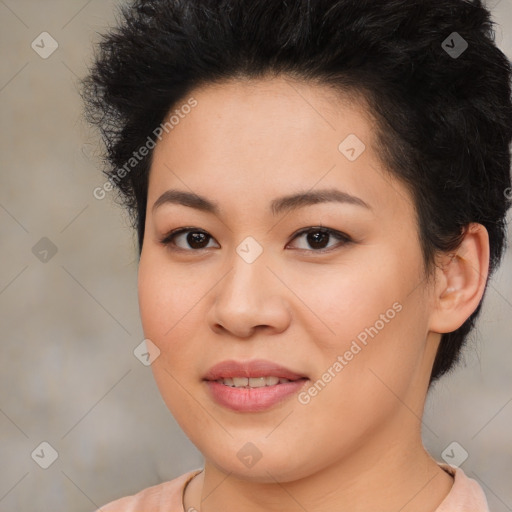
[82,0,512,384]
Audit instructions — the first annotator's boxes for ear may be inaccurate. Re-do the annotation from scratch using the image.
[428,223,490,334]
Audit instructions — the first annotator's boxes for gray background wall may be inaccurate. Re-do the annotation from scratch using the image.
[0,0,511,510]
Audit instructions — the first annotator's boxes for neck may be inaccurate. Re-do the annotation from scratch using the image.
[184,425,454,512]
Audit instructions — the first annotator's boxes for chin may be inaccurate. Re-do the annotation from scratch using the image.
[199,438,322,483]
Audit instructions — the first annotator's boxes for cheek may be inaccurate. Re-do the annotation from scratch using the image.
[138,252,203,341]
[287,259,403,351]
[303,291,428,442]
[294,255,426,409]
[138,255,211,433]
[137,253,207,413]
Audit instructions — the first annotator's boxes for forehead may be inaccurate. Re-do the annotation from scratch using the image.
[149,76,413,219]
[157,75,372,146]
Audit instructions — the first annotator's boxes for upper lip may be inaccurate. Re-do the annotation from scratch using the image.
[203,359,307,381]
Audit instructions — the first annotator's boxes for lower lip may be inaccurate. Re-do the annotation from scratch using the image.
[205,379,308,412]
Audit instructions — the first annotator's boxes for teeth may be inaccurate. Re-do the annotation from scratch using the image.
[217,376,289,388]
[248,377,266,388]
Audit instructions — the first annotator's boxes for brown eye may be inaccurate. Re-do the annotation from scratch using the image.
[159,228,218,251]
[288,227,352,252]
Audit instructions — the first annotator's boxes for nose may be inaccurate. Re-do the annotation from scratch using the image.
[207,251,292,339]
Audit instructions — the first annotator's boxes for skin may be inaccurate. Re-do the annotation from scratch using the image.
[137,75,489,512]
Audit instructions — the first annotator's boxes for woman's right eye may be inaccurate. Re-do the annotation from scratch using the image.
[159,228,219,251]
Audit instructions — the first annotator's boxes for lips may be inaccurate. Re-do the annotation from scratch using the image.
[203,359,307,381]
[203,359,308,412]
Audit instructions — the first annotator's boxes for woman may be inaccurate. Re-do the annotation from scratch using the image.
[83,0,512,510]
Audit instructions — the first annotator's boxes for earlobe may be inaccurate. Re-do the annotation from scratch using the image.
[428,223,490,334]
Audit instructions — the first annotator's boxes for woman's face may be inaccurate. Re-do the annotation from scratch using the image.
[138,76,441,481]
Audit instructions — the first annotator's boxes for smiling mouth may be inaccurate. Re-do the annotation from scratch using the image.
[203,359,309,412]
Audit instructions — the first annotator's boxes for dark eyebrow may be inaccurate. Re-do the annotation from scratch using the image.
[270,188,371,215]
[152,188,371,216]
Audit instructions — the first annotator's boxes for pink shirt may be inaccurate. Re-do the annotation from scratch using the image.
[97,463,489,511]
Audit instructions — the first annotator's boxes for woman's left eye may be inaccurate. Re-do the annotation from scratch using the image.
[289,227,352,252]
[159,226,352,253]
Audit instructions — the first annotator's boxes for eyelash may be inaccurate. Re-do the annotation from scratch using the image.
[158,226,352,254]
